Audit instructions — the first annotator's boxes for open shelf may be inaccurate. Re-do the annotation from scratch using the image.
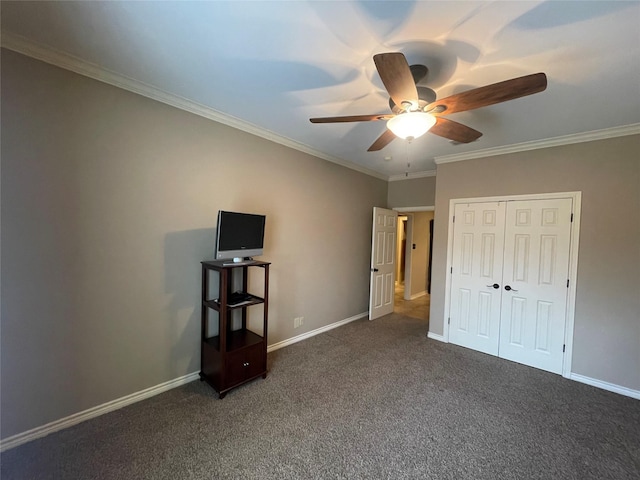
[204,329,264,353]
[204,294,264,311]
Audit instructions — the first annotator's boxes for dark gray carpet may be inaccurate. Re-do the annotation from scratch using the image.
[2,314,639,479]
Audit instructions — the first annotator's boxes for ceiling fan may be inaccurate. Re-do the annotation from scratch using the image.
[310,52,547,151]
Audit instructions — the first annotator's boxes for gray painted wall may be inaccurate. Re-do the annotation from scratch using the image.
[430,135,640,391]
[0,50,387,439]
[387,176,436,208]
[408,211,433,297]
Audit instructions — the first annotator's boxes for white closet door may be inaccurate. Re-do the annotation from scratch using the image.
[449,202,506,355]
[499,198,573,374]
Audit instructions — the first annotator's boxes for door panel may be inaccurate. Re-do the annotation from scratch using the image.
[369,207,397,320]
[449,202,506,355]
[499,198,572,374]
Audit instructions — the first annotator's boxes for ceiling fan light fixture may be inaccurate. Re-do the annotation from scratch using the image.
[387,112,436,140]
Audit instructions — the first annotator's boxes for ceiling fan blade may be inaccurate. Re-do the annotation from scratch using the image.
[367,129,396,152]
[429,117,482,143]
[426,73,547,115]
[373,52,419,110]
[310,114,394,123]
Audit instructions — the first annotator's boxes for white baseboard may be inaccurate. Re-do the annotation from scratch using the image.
[427,331,446,342]
[267,312,368,353]
[6,317,633,453]
[0,372,200,452]
[1,312,368,451]
[424,336,638,399]
[569,373,640,400]
[410,291,427,300]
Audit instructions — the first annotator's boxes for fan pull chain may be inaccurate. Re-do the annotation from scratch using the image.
[405,139,411,177]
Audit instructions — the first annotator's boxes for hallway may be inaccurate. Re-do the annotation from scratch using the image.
[394,283,430,326]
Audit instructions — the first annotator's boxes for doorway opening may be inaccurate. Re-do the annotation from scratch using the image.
[393,207,434,323]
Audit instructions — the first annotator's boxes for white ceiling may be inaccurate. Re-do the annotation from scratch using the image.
[2,1,639,179]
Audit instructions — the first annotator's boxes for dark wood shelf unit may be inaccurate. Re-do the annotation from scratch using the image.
[200,260,270,398]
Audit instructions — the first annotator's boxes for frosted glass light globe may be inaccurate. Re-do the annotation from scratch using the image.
[387,112,436,139]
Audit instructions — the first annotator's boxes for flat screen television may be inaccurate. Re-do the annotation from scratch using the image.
[215,210,266,262]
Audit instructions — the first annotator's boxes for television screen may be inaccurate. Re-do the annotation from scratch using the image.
[215,211,266,261]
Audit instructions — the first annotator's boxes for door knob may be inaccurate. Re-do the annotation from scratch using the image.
[372,268,379,272]
[504,285,518,292]
[486,283,500,289]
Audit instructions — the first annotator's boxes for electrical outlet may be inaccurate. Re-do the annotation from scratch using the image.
[294,317,304,328]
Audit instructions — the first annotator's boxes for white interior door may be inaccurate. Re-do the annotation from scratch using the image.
[499,198,573,374]
[449,202,506,355]
[369,207,397,320]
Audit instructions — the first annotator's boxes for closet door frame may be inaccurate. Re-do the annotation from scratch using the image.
[442,191,582,378]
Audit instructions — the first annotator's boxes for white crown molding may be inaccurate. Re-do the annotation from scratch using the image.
[393,206,435,212]
[434,123,640,165]
[7,32,637,182]
[1,32,387,181]
[388,169,437,182]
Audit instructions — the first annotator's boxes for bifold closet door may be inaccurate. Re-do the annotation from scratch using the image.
[449,202,506,355]
[499,198,573,374]
[449,197,573,374]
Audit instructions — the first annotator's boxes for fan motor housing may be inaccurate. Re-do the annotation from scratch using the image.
[389,86,437,114]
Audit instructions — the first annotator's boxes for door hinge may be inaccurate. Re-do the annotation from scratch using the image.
[570,213,574,222]
[450,267,453,274]
[563,344,566,353]
[567,279,570,288]
[452,215,455,223]
[448,317,450,325]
